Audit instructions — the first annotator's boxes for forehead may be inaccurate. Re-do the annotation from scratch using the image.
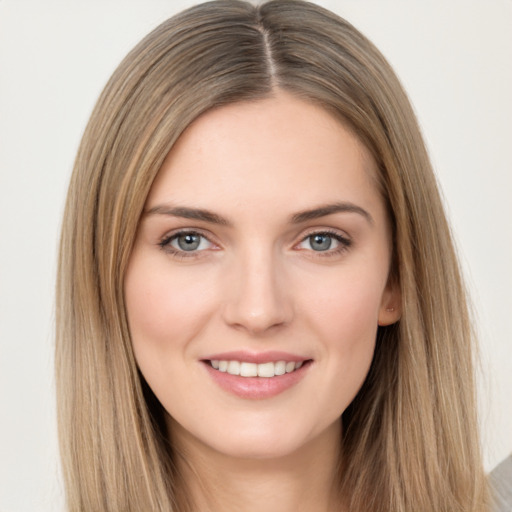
[146,92,382,220]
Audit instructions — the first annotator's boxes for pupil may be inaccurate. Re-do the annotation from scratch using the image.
[178,234,200,251]
[311,234,332,251]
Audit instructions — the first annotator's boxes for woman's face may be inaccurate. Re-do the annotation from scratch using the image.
[125,92,400,460]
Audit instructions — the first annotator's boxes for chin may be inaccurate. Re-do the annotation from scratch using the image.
[170,411,341,463]
[212,434,303,460]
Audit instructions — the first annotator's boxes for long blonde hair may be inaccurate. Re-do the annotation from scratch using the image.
[56,1,490,510]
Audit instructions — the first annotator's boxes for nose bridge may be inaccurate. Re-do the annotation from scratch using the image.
[223,242,292,334]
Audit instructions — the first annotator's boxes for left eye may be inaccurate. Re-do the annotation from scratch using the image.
[297,233,345,252]
[167,232,212,252]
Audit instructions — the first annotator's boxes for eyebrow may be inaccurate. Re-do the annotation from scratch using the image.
[144,205,231,226]
[290,202,374,225]
[144,201,373,226]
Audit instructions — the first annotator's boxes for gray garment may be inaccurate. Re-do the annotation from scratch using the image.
[491,454,512,512]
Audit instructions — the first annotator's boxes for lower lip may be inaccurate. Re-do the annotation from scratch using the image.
[203,361,312,400]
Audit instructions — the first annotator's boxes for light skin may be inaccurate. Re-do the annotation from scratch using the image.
[124,91,400,512]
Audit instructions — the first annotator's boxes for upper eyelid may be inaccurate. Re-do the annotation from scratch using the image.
[160,228,215,244]
[159,230,217,259]
[294,228,353,252]
[297,226,351,241]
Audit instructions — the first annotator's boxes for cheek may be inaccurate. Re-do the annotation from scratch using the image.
[303,267,385,341]
[124,256,215,361]
[320,282,380,373]
[296,264,386,406]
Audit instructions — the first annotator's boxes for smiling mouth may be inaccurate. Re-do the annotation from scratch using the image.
[206,359,311,378]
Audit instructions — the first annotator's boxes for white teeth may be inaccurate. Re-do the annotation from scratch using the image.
[210,359,306,377]
[240,362,258,377]
[274,361,286,375]
[227,360,240,375]
[257,362,274,378]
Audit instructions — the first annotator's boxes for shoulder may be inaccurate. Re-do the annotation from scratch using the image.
[490,454,512,512]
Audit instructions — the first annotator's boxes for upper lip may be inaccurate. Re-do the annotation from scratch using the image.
[202,350,310,364]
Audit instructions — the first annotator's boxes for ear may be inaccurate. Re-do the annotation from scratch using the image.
[378,277,401,326]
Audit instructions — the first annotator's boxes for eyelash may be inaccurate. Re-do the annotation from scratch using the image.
[158,229,352,259]
[296,229,352,258]
[158,230,214,260]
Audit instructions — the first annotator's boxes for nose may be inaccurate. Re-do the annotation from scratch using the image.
[221,248,293,335]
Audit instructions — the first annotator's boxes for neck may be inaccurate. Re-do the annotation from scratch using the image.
[169,419,343,512]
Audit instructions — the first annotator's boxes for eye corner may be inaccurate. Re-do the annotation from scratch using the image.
[157,229,219,259]
[294,229,352,257]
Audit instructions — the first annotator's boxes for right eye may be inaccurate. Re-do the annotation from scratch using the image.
[159,231,214,256]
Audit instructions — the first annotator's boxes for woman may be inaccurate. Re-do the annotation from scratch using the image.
[55,1,491,510]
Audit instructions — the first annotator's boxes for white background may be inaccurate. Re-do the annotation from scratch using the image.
[0,1,511,510]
